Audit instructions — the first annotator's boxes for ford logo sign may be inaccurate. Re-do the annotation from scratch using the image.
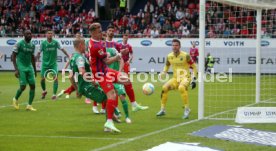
[140,40,152,46]
[261,40,269,47]
[7,39,17,45]
[165,40,172,46]
[117,40,123,43]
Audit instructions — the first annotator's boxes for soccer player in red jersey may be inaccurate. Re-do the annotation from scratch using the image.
[88,23,132,132]
[105,26,148,124]
[119,34,133,75]
[189,42,199,63]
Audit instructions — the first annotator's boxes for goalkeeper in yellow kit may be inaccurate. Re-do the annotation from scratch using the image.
[157,39,198,119]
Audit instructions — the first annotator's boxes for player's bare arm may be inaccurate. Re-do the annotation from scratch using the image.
[60,48,70,58]
[11,52,19,78]
[104,53,121,65]
[31,55,37,77]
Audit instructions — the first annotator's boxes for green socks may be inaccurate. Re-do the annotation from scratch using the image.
[41,80,46,91]
[28,89,35,105]
[53,80,58,95]
[15,88,23,100]
[121,100,129,118]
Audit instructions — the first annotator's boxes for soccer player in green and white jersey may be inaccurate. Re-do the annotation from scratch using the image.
[11,30,37,111]
[36,30,70,100]
[70,38,121,132]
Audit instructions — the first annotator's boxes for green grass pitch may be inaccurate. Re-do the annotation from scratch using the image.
[0,72,275,151]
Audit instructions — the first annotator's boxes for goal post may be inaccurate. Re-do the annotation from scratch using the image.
[198,0,276,120]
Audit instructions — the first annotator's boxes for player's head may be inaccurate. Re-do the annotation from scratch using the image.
[192,42,196,48]
[102,31,107,40]
[123,34,128,43]
[106,25,115,39]
[207,53,210,56]
[73,38,85,53]
[89,22,102,40]
[24,30,32,42]
[75,32,82,39]
[46,30,54,40]
[172,39,181,53]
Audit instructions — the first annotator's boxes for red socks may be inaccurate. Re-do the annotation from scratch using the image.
[106,99,116,119]
[124,83,135,102]
[64,85,75,94]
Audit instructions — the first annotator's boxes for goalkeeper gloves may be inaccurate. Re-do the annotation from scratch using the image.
[191,77,197,89]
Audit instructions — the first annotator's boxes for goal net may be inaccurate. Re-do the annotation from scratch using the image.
[200,0,276,120]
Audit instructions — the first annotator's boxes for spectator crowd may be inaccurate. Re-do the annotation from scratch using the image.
[0,0,275,38]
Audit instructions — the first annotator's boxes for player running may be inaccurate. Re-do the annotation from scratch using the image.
[157,39,197,119]
[36,30,70,100]
[11,30,37,111]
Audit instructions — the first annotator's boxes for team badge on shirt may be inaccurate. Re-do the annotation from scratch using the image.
[98,49,104,55]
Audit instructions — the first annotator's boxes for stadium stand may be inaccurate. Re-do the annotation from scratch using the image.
[0,0,275,38]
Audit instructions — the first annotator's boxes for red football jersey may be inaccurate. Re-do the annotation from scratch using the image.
[189,47,199,61]
[119,43,133,63]
[88,38,108,75]
[105,40,121,50]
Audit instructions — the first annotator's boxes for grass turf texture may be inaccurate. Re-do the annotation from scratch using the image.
[0,72,275,151]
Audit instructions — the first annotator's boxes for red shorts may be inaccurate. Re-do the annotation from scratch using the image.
[123,63,130,74]
[94,68,120,93]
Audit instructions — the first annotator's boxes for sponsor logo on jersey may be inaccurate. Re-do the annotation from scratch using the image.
[140,40,152,46]
[7,39,17,45]
[98,49,104,55]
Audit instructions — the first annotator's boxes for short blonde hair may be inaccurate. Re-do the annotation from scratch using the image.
[73,38,85,48]
[89,23,101,32]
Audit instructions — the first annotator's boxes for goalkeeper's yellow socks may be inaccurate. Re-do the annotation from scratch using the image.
[179,85,189,108]
[161,90,168,109]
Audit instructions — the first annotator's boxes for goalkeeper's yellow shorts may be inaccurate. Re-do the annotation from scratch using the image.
[164,77,191,90]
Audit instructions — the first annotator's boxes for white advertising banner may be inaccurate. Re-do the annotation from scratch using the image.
[235,107,276,123]
[0,38,275,73]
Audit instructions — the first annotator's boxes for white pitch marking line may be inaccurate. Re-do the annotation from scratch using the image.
[0,97,70,109]
[0,100,48,109]
[92,119,200,151]
[92,97,276,151]
[0,134,128,141]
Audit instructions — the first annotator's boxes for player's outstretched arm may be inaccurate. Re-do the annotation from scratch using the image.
[60,48,70,58]
[104,54,121,65]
